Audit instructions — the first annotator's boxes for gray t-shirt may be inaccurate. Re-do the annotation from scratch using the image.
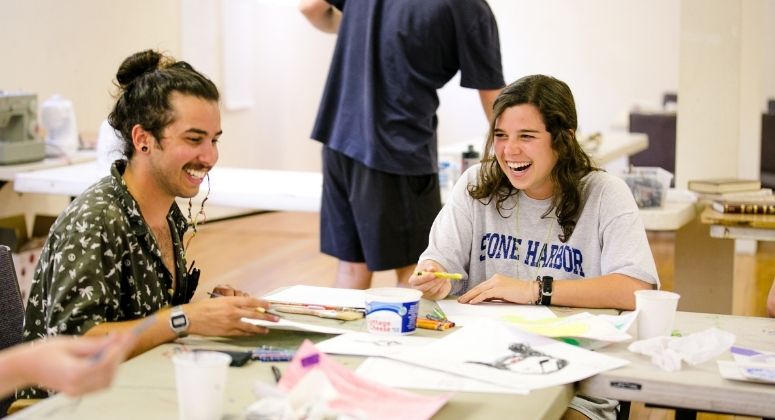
[420,165,659,295]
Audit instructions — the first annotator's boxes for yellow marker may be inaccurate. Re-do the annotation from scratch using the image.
[415,271,463,280]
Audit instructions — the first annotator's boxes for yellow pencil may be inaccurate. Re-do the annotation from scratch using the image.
[415,271,463,280]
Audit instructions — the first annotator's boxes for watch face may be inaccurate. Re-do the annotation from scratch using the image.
[171,315,187,328]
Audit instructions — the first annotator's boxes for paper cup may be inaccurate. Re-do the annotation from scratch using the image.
[365,287,422,335]
[634,290,680,339]
[172,351,231,420]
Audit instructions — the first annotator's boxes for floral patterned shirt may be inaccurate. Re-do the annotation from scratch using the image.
[19,160,195,398]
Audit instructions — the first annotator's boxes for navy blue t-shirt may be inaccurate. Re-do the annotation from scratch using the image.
[311,0,504,176]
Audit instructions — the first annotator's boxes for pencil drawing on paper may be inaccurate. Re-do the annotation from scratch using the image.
[466,343,568,375]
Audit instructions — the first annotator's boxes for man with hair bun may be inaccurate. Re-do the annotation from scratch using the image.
[19,50,277,399]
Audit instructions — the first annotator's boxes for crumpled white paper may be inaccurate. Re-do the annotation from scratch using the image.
[628,327,736,371]
[246,370,351,420]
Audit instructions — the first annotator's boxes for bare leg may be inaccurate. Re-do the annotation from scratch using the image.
[334,260,373,289]
[395,264,416,288]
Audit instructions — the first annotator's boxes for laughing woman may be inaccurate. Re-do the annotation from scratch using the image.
[409,74,659,310]
[409,75,660,419]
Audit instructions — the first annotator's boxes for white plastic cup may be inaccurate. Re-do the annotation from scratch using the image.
[172,351,231,420]
[634,290,680,339]
[365,287,423,335]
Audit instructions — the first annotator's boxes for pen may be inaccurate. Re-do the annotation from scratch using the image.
[271,365,282,383]
[416,318,455,331]
[415,271,463,280]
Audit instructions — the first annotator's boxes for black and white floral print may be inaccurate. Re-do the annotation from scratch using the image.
[19,160,191,399]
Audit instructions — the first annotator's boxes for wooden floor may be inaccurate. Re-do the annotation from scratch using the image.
[187,211,775,420]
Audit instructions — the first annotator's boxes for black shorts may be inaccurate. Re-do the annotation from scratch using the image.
[320,147,442,271]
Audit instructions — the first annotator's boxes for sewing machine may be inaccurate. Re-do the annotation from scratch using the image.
[0,92,45,164]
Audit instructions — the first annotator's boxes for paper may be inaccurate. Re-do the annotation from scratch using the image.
[629,327,736,371]
[718,346,775,384]
[264,285,366,309]
[502,312,634,349]
[316,332,434,357]
[436,300,555,326]
[277,340,450,420]
[356,357,529,395]
[388,318,629,392]
[242,317,351,335]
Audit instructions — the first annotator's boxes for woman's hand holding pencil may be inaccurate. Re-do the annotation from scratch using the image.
[408,260,457,301]
[414,271,463,280]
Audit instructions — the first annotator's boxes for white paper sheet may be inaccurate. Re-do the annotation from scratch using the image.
[718,346,775,384]
[316,332,434,357]
[356,357,529,394]
[436,300,555,326]
[263,285,366,309]
[241,317,351,335]
[388,318,629,391]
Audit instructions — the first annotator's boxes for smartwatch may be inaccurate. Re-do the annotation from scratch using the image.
[539,276,554,306]
[169,305,189,338]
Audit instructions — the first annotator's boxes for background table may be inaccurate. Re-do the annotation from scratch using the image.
[579,311,775,417]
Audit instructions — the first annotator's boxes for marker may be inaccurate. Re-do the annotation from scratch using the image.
[415,271,463,280]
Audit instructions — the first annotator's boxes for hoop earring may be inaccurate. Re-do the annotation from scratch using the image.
[141,145,148,152]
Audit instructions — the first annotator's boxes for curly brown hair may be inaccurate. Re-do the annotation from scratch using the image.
[468,75,598,242]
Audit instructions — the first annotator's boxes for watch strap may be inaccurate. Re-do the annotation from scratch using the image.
[539,276,553,306]
[169,305,189,338]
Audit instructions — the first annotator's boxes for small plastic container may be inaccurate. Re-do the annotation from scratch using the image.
[364,288,422,335]
[620,166,673,208]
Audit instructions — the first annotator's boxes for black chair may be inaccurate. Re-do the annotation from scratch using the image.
[0,245,25,417]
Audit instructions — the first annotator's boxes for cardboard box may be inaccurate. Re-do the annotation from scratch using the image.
[0,214,57,305]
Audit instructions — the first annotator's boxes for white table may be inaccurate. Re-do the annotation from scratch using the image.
[0,150,96,186]
[580,311,775,417]
[9,310,774,419]
[14,162,323,212]
[14,132,648,213]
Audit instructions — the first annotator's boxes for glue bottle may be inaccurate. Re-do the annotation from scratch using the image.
[461,144,480,173]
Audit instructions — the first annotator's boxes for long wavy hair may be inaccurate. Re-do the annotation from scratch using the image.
[468,75,598,242]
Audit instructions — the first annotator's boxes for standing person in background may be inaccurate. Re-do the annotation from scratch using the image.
[20,49,278,399]
[299,0,504,289]
[768,277,775,317]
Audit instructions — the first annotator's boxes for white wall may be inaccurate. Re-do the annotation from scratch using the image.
[2,0,773,219]
[181,0,682,172]
[0,0,181,221]
[441,0,681,141]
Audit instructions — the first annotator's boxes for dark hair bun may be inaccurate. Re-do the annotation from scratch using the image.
[115,50,163,88]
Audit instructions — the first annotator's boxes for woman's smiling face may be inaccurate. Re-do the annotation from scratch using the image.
[493,104,558,199]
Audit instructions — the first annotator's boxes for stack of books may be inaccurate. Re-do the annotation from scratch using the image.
[692,177,775,240]
[688,178,775,215]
